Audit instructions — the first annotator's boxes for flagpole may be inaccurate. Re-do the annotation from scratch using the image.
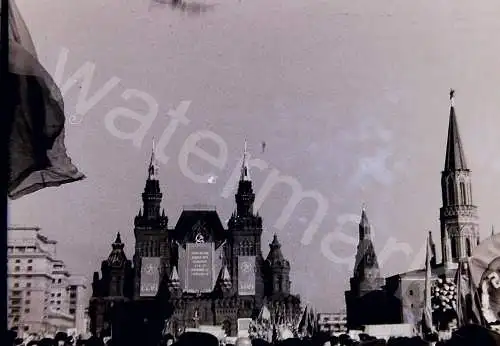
[1,0,10,338]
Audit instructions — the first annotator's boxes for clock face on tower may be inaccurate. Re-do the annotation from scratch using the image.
[365,253,374,266]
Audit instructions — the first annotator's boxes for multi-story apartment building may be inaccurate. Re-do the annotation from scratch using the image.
[7,226,87,336]
[68,276,88,335]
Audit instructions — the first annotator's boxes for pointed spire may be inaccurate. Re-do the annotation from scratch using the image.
[112,232,124,251]
[240,139,251,181]
[444,89,468,171]
[492,225,495,237]
[170,266,180,282]
[222,265,231,281]
[360,204,369,226]
[359,204,371,240]
[271,233,281,248]
[148,138,160,180]
[108,232,126,266]
[168,266,180,289]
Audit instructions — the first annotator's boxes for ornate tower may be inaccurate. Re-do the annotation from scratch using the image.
[89,233,133,336]
[133,140,170,298]
[350,207,384,294]
[344,207,390,329]
[227,140,265,300]
[439,90,480,265]
[264,234,291,296]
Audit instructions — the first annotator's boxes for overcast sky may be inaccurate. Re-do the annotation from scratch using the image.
[10,0,500,311]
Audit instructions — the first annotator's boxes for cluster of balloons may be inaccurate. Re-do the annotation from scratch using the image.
[432,277,457,313]
[431,277,459,329]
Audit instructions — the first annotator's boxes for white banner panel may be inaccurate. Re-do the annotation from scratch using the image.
[185,242,214,293]
[140,257,161,297]
[238,256,256,296]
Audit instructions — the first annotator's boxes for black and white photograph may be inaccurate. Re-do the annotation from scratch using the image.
[3,0,500,345]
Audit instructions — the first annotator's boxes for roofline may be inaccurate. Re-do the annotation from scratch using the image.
[8,226,41,231]
[182,204,217,211]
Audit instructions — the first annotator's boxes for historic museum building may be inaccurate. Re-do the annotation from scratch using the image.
[89,142,301,341]
[345,92,482,329]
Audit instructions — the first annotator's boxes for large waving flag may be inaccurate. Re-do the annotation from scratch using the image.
[469,233,500,325]
[3,0,85,199]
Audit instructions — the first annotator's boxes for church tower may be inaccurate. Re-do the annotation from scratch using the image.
[133,140,170,298]
[227,140,265,300]
[439,90,480,265]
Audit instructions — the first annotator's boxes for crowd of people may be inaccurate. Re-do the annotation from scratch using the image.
[6,325,500,346]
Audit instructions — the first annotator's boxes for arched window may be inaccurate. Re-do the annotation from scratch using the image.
[460,182,467,204]
[447,178,455,205]
[451,237,458,259]
[466,238,472,257]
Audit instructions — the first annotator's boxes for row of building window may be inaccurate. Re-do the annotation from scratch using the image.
[7,246,37,253]
[10,299,31,305]
[13,282,31,288]
[11,291,31,297]
[13,266,33,272]
[12,259,33,264]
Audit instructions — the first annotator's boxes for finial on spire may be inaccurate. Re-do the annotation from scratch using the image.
[362,203,367,212]
[148,138,159,180]
[240,139,251,181]
[450,89,455,107]
[115,232,122,244]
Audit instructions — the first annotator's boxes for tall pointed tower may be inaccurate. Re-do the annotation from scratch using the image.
[227,140,265,301]
[351,207,383,293]
[345,206,388,329]
[133,140,170,298]
[439,90,480,265]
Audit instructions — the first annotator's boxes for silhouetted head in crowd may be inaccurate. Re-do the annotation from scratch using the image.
[329,335,339,346]
[176,332,219,346]
[251,338,271,346]
[162,333,175,346]
[235,337,252,346]
[38,338,56,346]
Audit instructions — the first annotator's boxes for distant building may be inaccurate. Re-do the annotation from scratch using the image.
[346,92,481,328]
[69,276,88,335]
[7,226,86,335]
[317,312,347,334]
[89,141,301,342]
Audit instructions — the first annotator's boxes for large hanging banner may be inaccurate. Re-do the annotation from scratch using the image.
[186,242,214,293]
[140,257,161,297]
[238,256,256,296]
[469,233,500,324]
